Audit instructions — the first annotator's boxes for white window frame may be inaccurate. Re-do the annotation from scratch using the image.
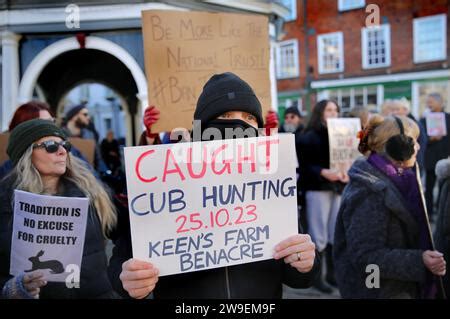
[317,31,344,74]
[275,39,300,79]
[319,84,382,112]
[361,24,391,69]
[413,14,447,63]
[338,0,365,11]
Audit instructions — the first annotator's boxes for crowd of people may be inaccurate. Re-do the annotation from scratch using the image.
[0,72,449,299]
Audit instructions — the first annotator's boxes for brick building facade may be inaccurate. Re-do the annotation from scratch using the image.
[275,0,450,119]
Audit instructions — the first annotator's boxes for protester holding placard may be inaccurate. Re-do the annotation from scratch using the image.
[419,93,450,218]
[109,72,319,299]
[334,115,446,299]
[0,119,118,298]
[297,100,347,293]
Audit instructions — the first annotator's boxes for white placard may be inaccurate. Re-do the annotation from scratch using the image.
[327,118,362,175]
[10,190,89,282]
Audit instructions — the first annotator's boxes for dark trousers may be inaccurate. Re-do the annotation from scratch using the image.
[425,169,437,216]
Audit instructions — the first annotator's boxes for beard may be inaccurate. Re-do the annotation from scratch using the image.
[75,117,88,129]
[283,123,298,133]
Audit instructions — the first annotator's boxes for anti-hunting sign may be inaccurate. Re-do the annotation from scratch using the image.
[141,10,271,131]
[124,135,298,276]
[10,190,88,282]
[327,118,362,175]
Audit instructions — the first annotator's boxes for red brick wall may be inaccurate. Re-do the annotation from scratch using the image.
[277,0,450,93]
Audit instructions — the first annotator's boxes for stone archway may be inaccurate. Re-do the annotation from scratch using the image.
[18,36,148,145]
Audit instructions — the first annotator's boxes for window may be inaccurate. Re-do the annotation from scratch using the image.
[413,14,447,63]
[322,85,380,112]
[338,0,365,11]
[317,32,344,74]
[362,24,391,69]
[278,0,297,21]
[276,39,299,79]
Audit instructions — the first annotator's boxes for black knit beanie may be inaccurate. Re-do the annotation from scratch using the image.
[194,72,264,128]
[284,106,302,118]
[7,119,67,165]
[65,104,85,122]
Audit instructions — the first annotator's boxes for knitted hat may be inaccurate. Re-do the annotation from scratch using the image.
[65,104,85,122]
[7,119,67,165]
[194,72,264,128]
[284,106,303,118]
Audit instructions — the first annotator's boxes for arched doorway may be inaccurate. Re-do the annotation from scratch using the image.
[60,82,127,145]
[18,36,148,145]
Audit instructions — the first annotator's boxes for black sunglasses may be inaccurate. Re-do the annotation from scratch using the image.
[32,140,72,153]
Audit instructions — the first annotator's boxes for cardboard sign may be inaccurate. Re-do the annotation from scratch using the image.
[327,118,362,175]
[426,112,447,137]
[124,135,298,276]
[0,132,9,164]
[141,10,271,132]
[10,190,89,282]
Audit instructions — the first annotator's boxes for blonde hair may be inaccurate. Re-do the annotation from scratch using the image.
[381,100,396,116]
[12,147,117,237]
[358,115,419,156]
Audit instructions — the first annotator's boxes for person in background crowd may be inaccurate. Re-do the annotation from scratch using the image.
[381,100,397,116]
[0,101,89,180]
[419,93,450,218]
[297,100,347,293]
[266,106,307,232]
[109,72,319,299]
[391,98,427,170]
[0,119,118,298]
[279,106,305,134]
[62,104,107,173]
[334,115,446,298]
[100,130,122,175]
[434,157,450,297]
[348,106,370,129]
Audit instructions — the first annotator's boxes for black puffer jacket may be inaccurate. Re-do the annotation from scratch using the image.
[0,175,117,298]
[108,200,320,299]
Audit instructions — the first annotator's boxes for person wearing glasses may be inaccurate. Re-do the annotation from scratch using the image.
[62,105,108,173]
[0,119,118,298]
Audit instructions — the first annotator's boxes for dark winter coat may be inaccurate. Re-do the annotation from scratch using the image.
[434,158,450,297]
[420,112,450,171]
[297,125,345,193]
[334,158,431,298]
[0,175,118,298]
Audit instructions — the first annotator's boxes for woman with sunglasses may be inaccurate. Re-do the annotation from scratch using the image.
[0,119,118,298]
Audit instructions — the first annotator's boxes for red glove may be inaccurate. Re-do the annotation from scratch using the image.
[264,110,279,136]
[143,105,160,138]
